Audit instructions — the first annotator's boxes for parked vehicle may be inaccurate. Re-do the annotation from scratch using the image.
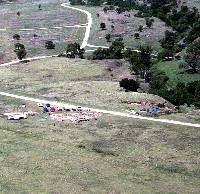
[7,113,27,120]
[37,103,44,107]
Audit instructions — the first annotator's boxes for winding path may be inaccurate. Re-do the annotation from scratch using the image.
[0,1,199,128]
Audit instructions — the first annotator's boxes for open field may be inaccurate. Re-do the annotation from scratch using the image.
[0,57,166,111]
[79,6,170,52]
[0,0,87,63]
[0,96,200,193]
[155,60,200,87]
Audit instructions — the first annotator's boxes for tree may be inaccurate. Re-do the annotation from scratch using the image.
[45,41,55,49]
[66,42,85,58]
[111,25,115,31]
[134,33,140,39]
[103,7,109,13]
[105,34,111,42]
[145,17,153,28]
[160,30,177,50]
[38,4,42,10]
[92,48,108,60]
[139,45,152,69]
[17,11,20,16]
[184,39,200,73]
[149,69,169,95]
[70,0,85,5]
[100,22,106,30]
[14,43,26,60]
[128,46,152,74]
[87,0,102,6]
[138,25,143,32]
[13,34,20,40]
[116,7,124,14]
[128,52,143,74]
[119,78,139,92]
[109,37,124,59]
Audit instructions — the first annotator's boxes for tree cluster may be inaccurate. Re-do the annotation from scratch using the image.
[93,38,124,59]
[125,46,152,75]
[150,68,200,107]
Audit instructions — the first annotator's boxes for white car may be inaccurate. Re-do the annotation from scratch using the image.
[7,113,27,120]
[37,103,44,107]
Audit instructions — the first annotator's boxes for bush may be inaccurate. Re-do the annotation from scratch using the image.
[100,22,106,30]
[65,42,85,58]
[45,41,55,49]
[13,34,20,40]
[14,43,26,60]
[134,33,140,39]
[92,48,108,60]
[119,78,139,92]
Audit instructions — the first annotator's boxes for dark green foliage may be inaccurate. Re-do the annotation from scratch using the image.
[13,34,20,40]
[105,34,111,42]
[119,78,139,92]
[128,52,142,73]
[150,68,200,107]
[107,0,136,10]
[145,17,154,28]
[70,0,85,5]
[65,42,85,58]
[109,37,124,58]
[87,0,103,6]
[186,21,200,43]
[138,25,143,32]
[184,39,200,73]
[126,46,152,74]
[103,6,109,13]
[92,48,108,60]
[149,69,169,91]
[134,33,140,39]
[160,31,178,50]
[100,22,106,30]
[45,41,55,49]
[14,43,26,60]
[93,38,124,59]
[167,6,199,33]
[116,7,125,14]
[158,49,174,61]
[159,30,185,57]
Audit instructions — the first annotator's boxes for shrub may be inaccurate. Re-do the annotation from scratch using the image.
[119,78,139,92]
[13,34,20,40]
[134,33,140,39]
[14,43,26,60]
[100,22,106,30]
[45,41,55,49]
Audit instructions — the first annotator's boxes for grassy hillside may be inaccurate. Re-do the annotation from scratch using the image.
[78,5,170,52]
[0,57,165,111]
[155,60,200,86]
[0,95,199,193]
